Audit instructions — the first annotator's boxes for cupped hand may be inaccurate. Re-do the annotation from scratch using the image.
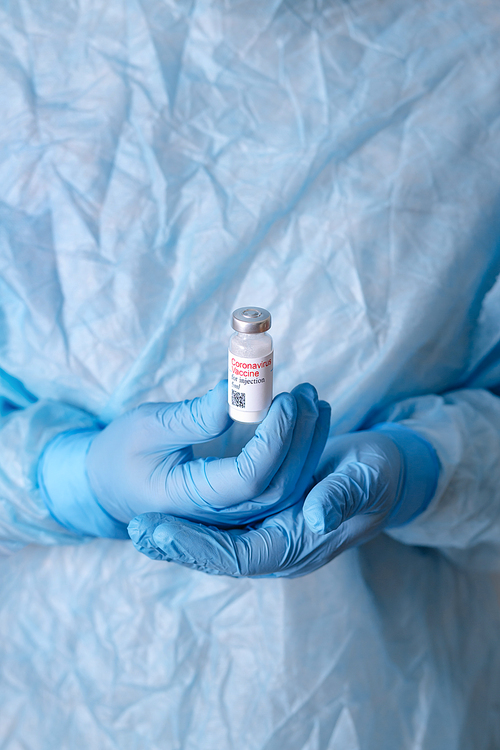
[128,423,439,577]
[87,380,331,525]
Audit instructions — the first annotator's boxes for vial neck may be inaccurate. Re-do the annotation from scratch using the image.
[230,330,272,357]
[235,332,267,340]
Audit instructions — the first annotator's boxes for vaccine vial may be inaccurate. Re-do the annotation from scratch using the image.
[228,307,273,423]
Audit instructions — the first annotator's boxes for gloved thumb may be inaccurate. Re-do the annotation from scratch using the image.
[302,424,439,536]
[150,380,233,448]
[302,462,378,535]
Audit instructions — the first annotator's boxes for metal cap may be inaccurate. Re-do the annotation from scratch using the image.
[231,307,271,334]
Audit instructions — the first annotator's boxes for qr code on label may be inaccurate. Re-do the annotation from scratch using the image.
[232,390,245,408]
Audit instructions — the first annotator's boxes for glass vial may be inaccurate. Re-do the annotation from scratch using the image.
[228,307,273,423]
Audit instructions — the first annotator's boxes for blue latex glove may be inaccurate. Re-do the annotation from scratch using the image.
[38,381,330,538]
[128,423,439,577]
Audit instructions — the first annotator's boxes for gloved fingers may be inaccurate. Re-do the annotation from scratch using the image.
[225,397,331,520]
[170,391,297,507]
[128,512,290,576]
[128,504,360,578]
[228,392,297,498]
[264,397,331,506]
[250,384,322,503]
[127,513,175,561]
[303,457,386,534]
[147,380,232,449]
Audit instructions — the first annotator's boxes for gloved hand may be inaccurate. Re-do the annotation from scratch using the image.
[38,381,330,538]
[128,423,439,577]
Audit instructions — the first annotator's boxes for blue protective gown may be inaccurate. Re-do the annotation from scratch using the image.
[1,0,500,747]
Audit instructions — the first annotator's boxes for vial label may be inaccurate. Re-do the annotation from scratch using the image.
[228,351,274,413]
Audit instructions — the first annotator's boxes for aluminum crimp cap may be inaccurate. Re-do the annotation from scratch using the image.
[231,307,271,334]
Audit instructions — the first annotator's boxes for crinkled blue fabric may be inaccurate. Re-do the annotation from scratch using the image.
[1,0,500,747]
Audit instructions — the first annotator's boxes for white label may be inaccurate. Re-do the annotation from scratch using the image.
[228,350,274,412]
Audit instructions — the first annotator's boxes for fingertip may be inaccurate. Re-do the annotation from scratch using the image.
[291,382,319,404]
[302,502,327,534]
[292,383,320,421]
[151,522,175,547]
[200,381,233,434]
[152,521,197,562]
[303,485,342,535]
[127,512,163,543]
[128,513,176,560]
[269,391,297,422]
[259,391,297,448]
[214,379,228,393]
